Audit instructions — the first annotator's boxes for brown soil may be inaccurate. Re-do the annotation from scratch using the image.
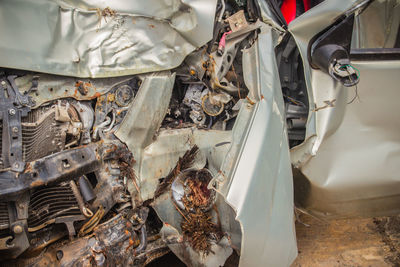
[292,214,400,267]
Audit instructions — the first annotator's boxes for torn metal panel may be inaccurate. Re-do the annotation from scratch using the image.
[115,72,175,161]
[114,71,175,201]
[139,128,231,201]
[212,23,297,266]
[296,60,400,218]
[0,0,217,78]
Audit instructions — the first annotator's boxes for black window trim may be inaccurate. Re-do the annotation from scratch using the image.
[350,48,400,61]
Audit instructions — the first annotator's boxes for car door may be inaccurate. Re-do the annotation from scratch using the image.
[287,0,400,219]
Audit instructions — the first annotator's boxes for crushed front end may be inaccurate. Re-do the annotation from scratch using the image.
[0,0,297,266]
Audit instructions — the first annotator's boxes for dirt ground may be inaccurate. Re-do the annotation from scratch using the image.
[292,214,400,267]
[152,214,400,266]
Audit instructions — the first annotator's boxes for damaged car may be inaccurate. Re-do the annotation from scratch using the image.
[0,0,399,266]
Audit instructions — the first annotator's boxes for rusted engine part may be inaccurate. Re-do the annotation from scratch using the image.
[0,95,92,171]
[0,145,100,260]
[0,141,133,259]
[10,212,167,267]
[205,10,258,95]
[0,70,139,260]
[92,141,138,211]
[162,80,238,130]
[69,180,94,218]
[92,78,140,140]
[14,73,138,109]
[27,182,86,234]
[25,148,133,254]
[208,25,258,95]
[0,143,101,198]
[0,194,30,259]
[20,101,84,160]
[0,75,34,172]
[164,13,258,130]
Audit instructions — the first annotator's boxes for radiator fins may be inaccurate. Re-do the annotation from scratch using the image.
[0,106,68,170]
[22,108,66,162]
[28,183,81,232]
[0,202,9,230]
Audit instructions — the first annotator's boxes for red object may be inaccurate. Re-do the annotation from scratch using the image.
[281,0,311,24]
[217,30,232,56]
[281,0,297,24]
[303,0,310,11]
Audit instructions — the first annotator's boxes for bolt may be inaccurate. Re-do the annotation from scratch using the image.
[56,250,64,261]
[13,225,23,234]
[62,160,70,168]
[189,68,197,76]
[1,81,6,86]
[12,127,19,133]
[8,109,16,116]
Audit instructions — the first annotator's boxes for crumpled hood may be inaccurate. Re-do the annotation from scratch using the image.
[0,0,217,78]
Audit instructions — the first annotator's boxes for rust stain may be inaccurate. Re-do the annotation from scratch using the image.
[30,179,45,187]
[101,7,116,18]
[105,144,118,154]
[107,93,115,103]
[246,96,255,105]
[24,163,33,173]
[148,24,155,28]
[92,92,102,99]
